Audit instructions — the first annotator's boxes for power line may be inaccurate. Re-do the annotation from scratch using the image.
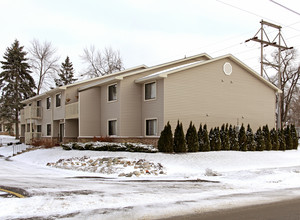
[269,0,300,16]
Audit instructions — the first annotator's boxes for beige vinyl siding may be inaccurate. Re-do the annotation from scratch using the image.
[65,119,78,137]
[53,91,65,120]
[164,58,276,132]
[79,87,101,137]
[142,79,164,136]
[41,96,52,137]
[100,82,120,136]
[119,76,142,136]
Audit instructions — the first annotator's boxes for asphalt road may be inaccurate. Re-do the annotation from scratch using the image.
[161,198,300,220]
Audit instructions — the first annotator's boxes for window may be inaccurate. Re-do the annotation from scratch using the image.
[46,97,51,109]
[37,100,41,107]
[37,125,42,133]
[145,82,156,100]
[108,120,117,136]
[108,84,117,102]
[47,124,51,136]
[56,93,61,107]
[146,119,157,136]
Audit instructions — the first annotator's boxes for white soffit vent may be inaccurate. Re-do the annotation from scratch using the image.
[223,62,232,76]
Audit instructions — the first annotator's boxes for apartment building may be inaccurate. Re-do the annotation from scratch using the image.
[20,53,280,145]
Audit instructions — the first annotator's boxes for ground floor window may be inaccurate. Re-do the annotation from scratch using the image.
[47,124,51,136]
[146,119,157,136]
[108,120,117,136]
[37,125,42,133]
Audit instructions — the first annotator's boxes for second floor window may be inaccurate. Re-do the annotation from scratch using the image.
[56,93,61,107]
[108,84,117,102]
[46,97,51,109]
[145,82,156,100]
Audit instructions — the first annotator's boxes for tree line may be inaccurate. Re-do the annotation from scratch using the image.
[158,121,298,153]
[0,39,124,138]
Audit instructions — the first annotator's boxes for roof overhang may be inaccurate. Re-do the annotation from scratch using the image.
[78,76,122,92]
[21,87,66,104]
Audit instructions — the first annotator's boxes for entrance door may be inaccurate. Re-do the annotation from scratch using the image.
[59,123,64,142]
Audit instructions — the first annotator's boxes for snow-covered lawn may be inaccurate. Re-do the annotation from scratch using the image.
[0,135,300,219]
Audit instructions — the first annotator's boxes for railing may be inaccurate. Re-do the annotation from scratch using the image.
[24,106,42,119]
[65,102,78,119]
[25,132,42,144]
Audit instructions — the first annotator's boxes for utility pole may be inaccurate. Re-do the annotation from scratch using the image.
[245,20,293,129]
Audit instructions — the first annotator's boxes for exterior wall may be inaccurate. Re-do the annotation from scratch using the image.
[141,79,164,136]
[164,58,276,132]
[41,95,53,137]
[65,119,78,138]
[119,76,142,136]
[53,91,65,120]
[100,82,120,136]
[79,87,101,137]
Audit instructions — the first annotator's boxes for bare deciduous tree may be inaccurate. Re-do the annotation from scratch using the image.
[80,46,124,78]
[29,39,59,94]
[264,49,300,126]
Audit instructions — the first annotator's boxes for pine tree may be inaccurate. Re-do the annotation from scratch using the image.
[278,128,286,151]
[157,122,173,153]
[214,127,221,151]
[55,56,77,87]
[263,125,272,151]
[0,40,36,138]
[270,128,279,150]
[229,125,239,151]
[284,125,293,150]
[186,122,199,152]
[246,124,256,151]
[174,120,186,153]
[238,124,247,151]
[291,124,298,150]
[255,127,265,151]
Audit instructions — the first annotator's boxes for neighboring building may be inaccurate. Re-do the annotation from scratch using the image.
[20,53,281,145]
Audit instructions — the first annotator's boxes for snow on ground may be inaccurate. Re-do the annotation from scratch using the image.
[0,135,300,219]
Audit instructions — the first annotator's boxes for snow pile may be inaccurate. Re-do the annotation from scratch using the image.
[62,141,158,153]
[46,156,166,177]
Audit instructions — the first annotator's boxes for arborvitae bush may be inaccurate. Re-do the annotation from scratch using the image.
[214,127,221,151]
[270,128,279,150]
[157,122,173,153]
[246,124,256,151]
[291,124,298,150]
[186,122,199,152]
[278,128,286,151]
[285,125,293,150]
[174,120,186,153]
[209,128,215,151]
[238,124,247,151]
[220,124,230,150]
[263,125,272,151]
[255,127,265,151]
[229,125,239,151]
[198,124,203,146]
[202,124,210,151]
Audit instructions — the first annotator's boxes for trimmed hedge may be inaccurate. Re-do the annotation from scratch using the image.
[62,142,158,153]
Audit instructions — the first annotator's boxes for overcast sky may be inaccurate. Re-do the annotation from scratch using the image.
[1,0,300,77]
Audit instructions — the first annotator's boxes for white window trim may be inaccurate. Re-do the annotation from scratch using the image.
[145,118,158,136]
[107,83,118,103]
[55,93,62,108]
[107,119,118,136]
[46,97,51,110]
[46,123,51,136]
[144,81,157,101]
